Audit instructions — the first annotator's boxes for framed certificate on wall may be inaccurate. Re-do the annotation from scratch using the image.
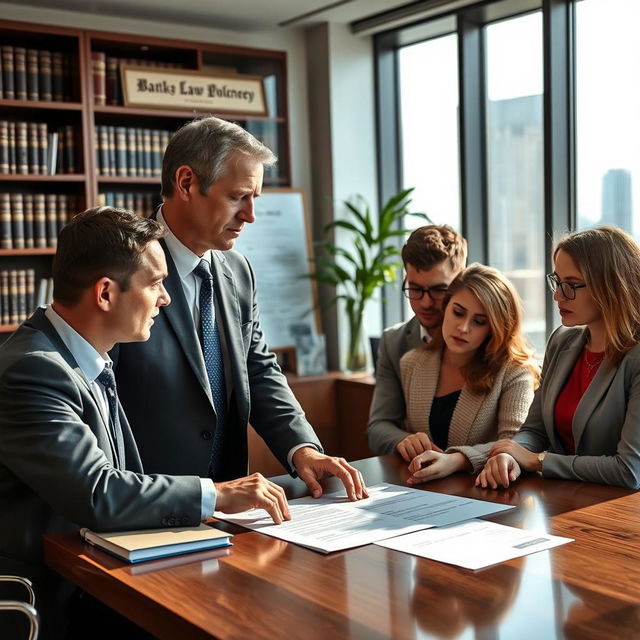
[234,189,321,354]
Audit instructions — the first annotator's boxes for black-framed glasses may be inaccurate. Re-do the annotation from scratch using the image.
[546,273,587,300]
[402,285,449,301]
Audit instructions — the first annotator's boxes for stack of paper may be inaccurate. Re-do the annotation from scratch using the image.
[214,483,513,554]
[215,483,573,568]
[376,518,572,570]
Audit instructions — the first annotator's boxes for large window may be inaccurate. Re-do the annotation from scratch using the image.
[398,34,461,232]
[576,0,640,238]
[375,0,581,349]
[485,12,545,353]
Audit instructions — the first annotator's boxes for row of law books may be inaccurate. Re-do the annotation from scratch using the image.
[0,45,73,102]
[0,269,52,326]
[0,193,77,249]
[97,191,159,218]
[95,125,171,178]
[0,120,77,175]
[91,52,184,106]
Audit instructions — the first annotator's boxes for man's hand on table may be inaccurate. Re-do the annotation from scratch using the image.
[215,473,291,524]
[292,447,369,501]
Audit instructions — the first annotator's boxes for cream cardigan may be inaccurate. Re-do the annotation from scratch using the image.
[400,346,536,473]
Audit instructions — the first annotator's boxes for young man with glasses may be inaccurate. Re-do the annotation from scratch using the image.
[367,225,467,460]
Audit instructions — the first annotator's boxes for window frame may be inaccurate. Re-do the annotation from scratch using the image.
[375,0,576,340]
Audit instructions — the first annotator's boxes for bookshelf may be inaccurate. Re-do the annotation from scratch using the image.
[0,18,291,334]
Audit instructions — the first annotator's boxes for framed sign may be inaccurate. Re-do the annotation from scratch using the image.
[120,65,267,115]
[233,189,321,351]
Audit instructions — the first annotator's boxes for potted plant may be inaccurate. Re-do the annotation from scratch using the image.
[309,187,430,371]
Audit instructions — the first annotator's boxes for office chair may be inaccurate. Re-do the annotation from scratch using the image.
[0,575,39,640]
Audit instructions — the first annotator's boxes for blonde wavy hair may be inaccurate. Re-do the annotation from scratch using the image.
[554,226,640,366]
[427,263,539,394]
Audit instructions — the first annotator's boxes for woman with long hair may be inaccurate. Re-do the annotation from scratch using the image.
[478,226,640,490]
[401,263,539,484]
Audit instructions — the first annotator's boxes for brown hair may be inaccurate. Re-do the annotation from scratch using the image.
[554,226,640,365]
[402,225,467,272]
[161,116,277,197]
[427,263,539,394]
[53,206,165,306]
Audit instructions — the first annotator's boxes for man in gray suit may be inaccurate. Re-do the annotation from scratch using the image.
[367,225,467,460]
[0,207,291,638]
[114,116,366,502]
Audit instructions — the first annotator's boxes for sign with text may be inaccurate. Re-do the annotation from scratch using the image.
[120,65,267,115]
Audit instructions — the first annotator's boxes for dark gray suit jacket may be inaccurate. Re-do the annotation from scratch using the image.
[114,239,321,480]
[515,326,640,489]
[0,308,202,636]
[367,316,423,454]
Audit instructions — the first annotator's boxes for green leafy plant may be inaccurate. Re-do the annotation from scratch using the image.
[309,187,430,371]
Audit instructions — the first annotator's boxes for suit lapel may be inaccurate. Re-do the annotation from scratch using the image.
[27,308,119,464]
[449,386,485,446]
[210,251,249,420]
[28,309,103,408]
[404,316,424,351]
[542,329,587,450]
[118,405,143,472]
[409,348,440,434]
[572,355,618,449]
[159,238,212,403]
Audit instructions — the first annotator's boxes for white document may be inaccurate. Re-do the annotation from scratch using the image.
[348,483,514,527]
[214,483,514,554]
[376,518,573,570]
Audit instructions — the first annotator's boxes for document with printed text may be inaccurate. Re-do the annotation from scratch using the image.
[214,483,514,553]
[376,518,573,569]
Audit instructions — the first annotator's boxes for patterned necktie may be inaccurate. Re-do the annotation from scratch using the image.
[96,365,126,469]
[193,259,226,478]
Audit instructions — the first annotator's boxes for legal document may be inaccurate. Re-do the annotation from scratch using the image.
[376,518,573,569]
[214,483,513,553]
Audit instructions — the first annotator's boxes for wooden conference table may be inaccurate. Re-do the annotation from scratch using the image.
[43,456,640,640]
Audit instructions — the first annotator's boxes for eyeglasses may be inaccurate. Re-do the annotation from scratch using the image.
[546,273,587,300]
[402,285,449,301]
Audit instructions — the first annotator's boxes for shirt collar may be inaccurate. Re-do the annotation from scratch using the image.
[44,305,110,382]
[157,207,211,281]
[419,323,431,343]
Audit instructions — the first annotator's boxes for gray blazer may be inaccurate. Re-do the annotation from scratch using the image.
[0,309,202,635]
[114,240,322,480]
[515,326,640,489]
[367,316,423,454]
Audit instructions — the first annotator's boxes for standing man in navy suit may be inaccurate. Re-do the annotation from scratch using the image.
[115,116,366,506]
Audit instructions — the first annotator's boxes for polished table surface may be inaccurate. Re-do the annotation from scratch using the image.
[43,456,640,639]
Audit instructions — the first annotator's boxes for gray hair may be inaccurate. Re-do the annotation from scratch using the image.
[161,116,277,197]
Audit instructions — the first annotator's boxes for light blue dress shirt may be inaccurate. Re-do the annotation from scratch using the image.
[45,305,216,520]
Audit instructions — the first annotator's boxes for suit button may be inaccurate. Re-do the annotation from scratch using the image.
[201,430,213,440]
[168,518,176,526]
[161,518,168,526]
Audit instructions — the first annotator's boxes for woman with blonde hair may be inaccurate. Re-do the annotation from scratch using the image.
[478,226,640,490]
[402,263,539,484]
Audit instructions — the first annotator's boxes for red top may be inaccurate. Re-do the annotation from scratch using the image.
[554,348,604,454]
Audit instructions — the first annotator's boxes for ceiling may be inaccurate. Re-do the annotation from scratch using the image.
[5,0,419,32]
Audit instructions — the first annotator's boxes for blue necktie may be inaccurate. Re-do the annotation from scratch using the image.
[194,259,226,478]
[97,365,125,469]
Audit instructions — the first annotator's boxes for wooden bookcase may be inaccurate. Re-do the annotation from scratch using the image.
[0,18,290,335]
